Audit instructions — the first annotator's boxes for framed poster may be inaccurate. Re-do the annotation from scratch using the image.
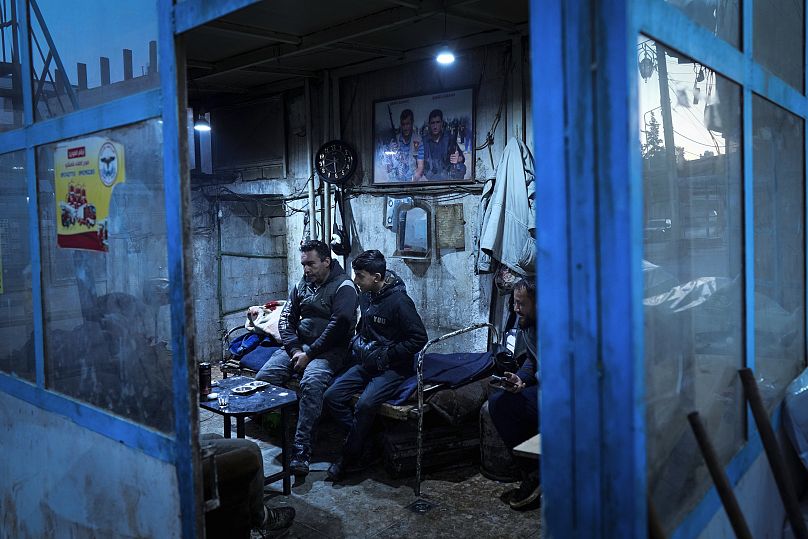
[372,88,474,185]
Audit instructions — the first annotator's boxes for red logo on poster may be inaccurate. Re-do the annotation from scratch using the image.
[67,147,86,159]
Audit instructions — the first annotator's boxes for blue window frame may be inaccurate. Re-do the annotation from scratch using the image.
[533,0,807,537]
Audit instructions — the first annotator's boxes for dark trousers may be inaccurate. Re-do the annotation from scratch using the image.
[488,385,540,477]
[324,364,406,458]
[200,433,264,538]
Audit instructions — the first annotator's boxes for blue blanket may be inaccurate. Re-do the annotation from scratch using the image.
[388,352,494,405]
[239,345,282,373]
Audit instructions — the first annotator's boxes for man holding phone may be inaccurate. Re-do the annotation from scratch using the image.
[488,278,540,510]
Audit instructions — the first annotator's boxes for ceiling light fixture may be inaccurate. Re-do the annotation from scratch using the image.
[436,47,455,65]
[194,113,211,132]
[435,5,454,65]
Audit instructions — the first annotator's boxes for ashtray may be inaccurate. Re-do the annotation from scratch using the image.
[231,380,271,395]
[206,392,219,400]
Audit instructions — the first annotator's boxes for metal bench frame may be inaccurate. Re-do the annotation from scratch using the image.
[414,322,498,496]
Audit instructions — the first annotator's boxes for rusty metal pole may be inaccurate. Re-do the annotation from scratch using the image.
[739,368,808,539]
[687,411,753,539]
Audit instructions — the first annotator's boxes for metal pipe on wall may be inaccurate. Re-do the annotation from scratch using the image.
[322,71,332,245]
[331,72,348,268]
[305,79,316,240]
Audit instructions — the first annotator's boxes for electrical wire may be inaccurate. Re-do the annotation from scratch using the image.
[475,48,512,153]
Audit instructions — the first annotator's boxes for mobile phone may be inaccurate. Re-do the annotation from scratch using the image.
[490,374,517,388]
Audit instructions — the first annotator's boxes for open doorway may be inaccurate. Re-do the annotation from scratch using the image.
[182,1,535,536]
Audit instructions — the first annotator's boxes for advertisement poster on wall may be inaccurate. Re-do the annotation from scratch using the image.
[54,136,125,252]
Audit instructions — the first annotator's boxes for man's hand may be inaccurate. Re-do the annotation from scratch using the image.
[502,371,526,394]
[449,149,461,165]
[291,350,311,373]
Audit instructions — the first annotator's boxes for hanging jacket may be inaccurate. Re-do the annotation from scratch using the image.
[352,270,428,374]
[279,260,358,366]
[477,137,536,275]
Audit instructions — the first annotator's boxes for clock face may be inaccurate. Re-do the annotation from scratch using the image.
[315,140,357,184]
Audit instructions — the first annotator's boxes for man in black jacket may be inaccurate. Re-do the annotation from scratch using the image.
[488,278,540,510]
[324,250,428,481]
[256,240,358,476]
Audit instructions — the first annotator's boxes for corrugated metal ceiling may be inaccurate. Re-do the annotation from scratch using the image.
[185,0,528,105]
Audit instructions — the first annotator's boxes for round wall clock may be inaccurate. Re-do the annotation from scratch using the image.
[315,140,357,185]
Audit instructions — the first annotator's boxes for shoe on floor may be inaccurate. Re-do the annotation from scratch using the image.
[501,487,520,505]
[258,505,295,537]
[290,445,310,476]
[326,458,345,482]
[509,478,541,510]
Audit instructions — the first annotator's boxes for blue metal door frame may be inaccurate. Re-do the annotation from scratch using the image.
[533,0,808,537]
[531,0,644,537]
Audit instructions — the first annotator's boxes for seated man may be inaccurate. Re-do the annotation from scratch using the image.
[324,250,428,481]
[488,278,540,510]
[256,240,358,476]
[201,434,295,537]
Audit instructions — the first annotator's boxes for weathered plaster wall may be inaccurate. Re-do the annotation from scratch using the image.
[338,41,516,184]
[0,392,181,538]
[190,190,289,362]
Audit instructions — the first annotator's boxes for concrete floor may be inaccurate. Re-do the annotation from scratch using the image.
[199,383,542,538]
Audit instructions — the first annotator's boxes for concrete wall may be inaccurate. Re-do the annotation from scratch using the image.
[0,392,181,538]
[190,39,530,357]
[190,191,289,363]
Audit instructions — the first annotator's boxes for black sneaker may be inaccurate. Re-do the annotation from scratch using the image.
[509,478,541,510]
[326,458,345,482]
[258,505,295,537]
[290,446,310,476]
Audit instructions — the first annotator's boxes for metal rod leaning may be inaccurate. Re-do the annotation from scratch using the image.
[739,368,808,539]
[687,411,753,539]
[414,322,499,497]
[647,494,666,539]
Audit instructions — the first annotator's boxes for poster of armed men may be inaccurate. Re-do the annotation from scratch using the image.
[373,88,474,185]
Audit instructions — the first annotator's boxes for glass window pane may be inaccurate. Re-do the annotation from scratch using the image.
[37,120,173,433]
[639,38,743,532]
[753,96,806,409]
[29,1,158,121]
[753,0,804,92]
[0,151,33,381]
[665,0,740,48]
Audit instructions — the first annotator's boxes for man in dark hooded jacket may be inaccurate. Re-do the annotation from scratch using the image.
[488,278,540,510]
[256,240,358,476]
[324,250,428,481]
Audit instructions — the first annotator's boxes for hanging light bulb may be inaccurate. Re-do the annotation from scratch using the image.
[435,8,454,65]
[194,113,211,132]
[436,45,455,65]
